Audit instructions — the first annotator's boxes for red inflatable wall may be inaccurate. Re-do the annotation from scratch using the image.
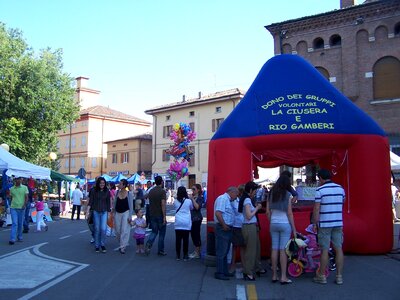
[207,134,393,255]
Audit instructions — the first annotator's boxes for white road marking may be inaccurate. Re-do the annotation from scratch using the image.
[0,243,89,300]
[79,229,89,233]
[236,284,247,300]
[59,235,71,240]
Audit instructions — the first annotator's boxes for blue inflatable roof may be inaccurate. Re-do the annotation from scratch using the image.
[212,55,385,140]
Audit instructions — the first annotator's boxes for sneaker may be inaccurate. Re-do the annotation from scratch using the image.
[157,251,167,256]
[9,241,15,245]
[101,246,107,253]
[95,247,100,253]
[335,275,343,285]
[189,252,200,259]
[136,249,140,254]
[140,249,145,254]
[90,238,95,244]
[183,255,189,261]
[176,257,181,261]
[313,272,327,284]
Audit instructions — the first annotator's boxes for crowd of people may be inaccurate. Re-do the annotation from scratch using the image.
[213,169,346,286]
[86,175,204,259]
[7,168,398,287]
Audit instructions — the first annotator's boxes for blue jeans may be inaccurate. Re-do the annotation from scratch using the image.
[23,202,31,231]
[10,208,25,242]
[93,211,107,248]
[215,223,232,276]
[146,216,166,253]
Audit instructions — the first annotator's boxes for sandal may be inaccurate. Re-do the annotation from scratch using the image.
[243,274,255,281]
[280,279,292,285]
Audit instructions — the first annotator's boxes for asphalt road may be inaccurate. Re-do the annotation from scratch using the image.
[0,207,399,300]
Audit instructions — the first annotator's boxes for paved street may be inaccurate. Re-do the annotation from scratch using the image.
[0,206,399,300]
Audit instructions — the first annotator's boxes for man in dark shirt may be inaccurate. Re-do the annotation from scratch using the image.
[145,176,167,256]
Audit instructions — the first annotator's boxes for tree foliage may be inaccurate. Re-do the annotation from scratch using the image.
[0,23,80,168]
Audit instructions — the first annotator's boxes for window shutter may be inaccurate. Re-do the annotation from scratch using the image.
[212,119,216,132]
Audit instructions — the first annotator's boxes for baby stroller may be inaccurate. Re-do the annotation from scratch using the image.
[286,225,335,278]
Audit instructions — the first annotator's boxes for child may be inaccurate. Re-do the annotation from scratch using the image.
[35,193,48,232]
[132,209,146,253]
[303,224,319,270]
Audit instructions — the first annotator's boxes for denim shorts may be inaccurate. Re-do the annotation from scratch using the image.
[270,223,291,250]
[318,226,343,250]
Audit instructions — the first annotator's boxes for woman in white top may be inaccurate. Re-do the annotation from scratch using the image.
[267,175,297,284]
[239,181,263,281]
[174,186,193,261]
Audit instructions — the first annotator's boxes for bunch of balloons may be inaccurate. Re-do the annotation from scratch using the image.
[166,122,196,181]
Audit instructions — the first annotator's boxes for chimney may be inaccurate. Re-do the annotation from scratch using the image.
[340,0,355,8]
[198,91,202,99]
[76,76,89,89]
[182,95,186,102]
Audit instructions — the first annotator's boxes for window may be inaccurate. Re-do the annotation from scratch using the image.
[329,34,342,47]
[315,67,330,80]
[65,159,69,168]
[71,137,76,148]
[373,56,400,100]
[71,158,75,168]
[163,125,173,138]
[313,37,324,49]
[216,106,222,113]
[162,150,170,161]
[65,139,70,149]
[91,158,97,168]
[81,136,86,146]
[189,122,195,131]
[121,152,129,163]
[212,118,224,132]
[112,153,118,164]
[189,146,195,167]
[395,22,400,36]
[80,158,85,167]
[189,111,195,117]
[166,115,170,121]
[56,141,60,149]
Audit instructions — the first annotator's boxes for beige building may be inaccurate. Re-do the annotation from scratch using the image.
[57,78,152,179]
[145,89,244,188]
[105,134,152,177]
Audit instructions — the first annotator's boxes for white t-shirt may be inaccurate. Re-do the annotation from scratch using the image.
[242,198,258,224]
[72,189,83,205]
[174,198,193,230]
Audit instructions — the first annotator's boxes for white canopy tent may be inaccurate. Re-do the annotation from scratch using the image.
[390,151,400,171]
[0,146,51,180]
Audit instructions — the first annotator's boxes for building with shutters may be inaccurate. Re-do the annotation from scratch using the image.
[265,0,400,155]
[145,89,244,188]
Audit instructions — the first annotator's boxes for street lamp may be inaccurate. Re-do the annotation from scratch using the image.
[0,143,10,152]
[49,152,57,161]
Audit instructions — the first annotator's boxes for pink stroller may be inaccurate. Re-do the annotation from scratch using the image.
[286,225,330,278]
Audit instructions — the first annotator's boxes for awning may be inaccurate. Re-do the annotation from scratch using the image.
[50,170,80,182]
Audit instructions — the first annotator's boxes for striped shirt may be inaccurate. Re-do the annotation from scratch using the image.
[315,181,345,228]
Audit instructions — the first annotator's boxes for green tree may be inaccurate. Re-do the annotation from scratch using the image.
[0,23,80,168]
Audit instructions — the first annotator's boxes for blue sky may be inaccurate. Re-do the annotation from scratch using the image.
[0,0,347,121]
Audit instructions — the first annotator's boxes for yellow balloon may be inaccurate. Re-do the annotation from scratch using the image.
[173,123,180,131]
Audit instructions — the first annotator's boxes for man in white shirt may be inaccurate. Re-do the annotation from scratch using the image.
[214,186,239,280]
[71,184,83,220]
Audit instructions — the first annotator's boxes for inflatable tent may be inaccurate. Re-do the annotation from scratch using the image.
[207,55,392,254]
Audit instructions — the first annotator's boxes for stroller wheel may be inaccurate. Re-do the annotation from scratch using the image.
[288,262,302,277]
